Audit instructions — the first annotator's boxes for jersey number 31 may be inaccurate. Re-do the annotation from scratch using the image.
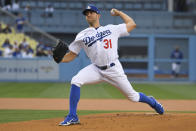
[103,39,112,49]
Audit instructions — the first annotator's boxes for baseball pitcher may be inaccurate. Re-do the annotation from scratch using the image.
[52,5,164,126]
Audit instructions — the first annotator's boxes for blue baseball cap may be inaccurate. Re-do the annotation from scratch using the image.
[82,5,100,15]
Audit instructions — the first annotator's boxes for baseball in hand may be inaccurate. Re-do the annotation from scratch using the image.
[111,9,115,15]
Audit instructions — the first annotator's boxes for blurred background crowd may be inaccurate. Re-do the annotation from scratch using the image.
[0,0,54,58]
[0,0,195,58]
[0,0,196,80]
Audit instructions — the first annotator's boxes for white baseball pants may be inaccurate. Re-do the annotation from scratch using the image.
[71,60,140,102]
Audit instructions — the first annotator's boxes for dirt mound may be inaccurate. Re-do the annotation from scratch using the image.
[0,113,196,131]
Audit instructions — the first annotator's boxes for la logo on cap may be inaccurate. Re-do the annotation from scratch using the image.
[87,6,91,9]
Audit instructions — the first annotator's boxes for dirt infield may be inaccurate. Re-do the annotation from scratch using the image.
[0,98,196,131]
[0,113,196,131]
[1,98,196,111]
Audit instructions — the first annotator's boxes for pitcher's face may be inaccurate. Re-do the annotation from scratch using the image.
[85,11,100,25]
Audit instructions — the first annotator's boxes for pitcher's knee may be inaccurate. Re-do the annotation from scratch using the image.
[127,93,140,102]
[71,76,82,87]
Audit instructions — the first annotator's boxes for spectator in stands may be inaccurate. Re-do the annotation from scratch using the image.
[46,50,53,57]
[26,45,34,54]
[21,48,27,58]
[13,41,18,49]
[36,42,52,57]
[26,49,34,58]
[15,13,26,33]
[36,48,47,57]
[12,0,20,16]
[12,47,22,58]
[36,42,45,51]
[44,44,52,51]
[4,44,13,58]
[19,38,29,49]
[26,52,34,58]
[44,4,54,17]
[2,24,12,33]
[2,0,12,11]
[2,38,11,48]
[170,46,183,78]
[21,47,33,58]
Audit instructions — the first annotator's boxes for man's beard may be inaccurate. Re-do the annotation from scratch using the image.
[87,19,96,26]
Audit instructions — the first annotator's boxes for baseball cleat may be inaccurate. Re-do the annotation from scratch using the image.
[59,114,80,126]
[149,96,164,115]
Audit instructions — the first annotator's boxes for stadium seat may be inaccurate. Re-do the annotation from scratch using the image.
[154,13,173,28]
[37,1,45,8]
[69,2,83,9]
[105,3,114,9]
[53,2,61,9]
[0,22,38,52]
[135,14,153,28]
[59,2,67,9]
[94,3,104,9]
[31,14,44,26]
[114,3,123,9]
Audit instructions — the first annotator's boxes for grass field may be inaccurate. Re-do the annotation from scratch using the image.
[0,82,196,99]
[0,110,125,123]
[0,82,196,123]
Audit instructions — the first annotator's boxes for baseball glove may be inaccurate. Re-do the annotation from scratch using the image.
[52,40,68,63]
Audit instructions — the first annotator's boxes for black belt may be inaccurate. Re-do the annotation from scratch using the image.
[96,63,115,70]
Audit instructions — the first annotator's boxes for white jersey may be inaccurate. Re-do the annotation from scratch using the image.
[69,23,129,66]
[69,23,140,102]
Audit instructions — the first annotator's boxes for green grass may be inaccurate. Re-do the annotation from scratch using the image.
[0,109,124,123]
[133,83,196,99]
[0,82,196,99]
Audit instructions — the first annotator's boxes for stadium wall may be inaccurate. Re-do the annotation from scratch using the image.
[0,35,195,82]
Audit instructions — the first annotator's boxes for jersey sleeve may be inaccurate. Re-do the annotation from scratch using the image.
[114,23,130,37]
[68,34,83,55]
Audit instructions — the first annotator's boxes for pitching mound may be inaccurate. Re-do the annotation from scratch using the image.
[0,113,196,131]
